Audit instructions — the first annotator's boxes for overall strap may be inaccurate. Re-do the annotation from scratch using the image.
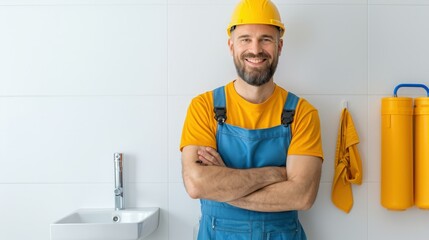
[213,86,227,124]
[281,92,299,127]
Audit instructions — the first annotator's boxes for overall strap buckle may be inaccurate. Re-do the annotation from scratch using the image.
[213,86,227,124]
[281,109,295,127]
[281,92,299,127]
[214,107,227,124]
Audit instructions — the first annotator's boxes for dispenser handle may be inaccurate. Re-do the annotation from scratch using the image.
[393,83,429,97]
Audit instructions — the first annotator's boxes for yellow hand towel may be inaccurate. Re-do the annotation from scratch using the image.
[331,108,363,213]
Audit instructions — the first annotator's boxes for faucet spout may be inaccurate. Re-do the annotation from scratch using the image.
[114,153,124,210]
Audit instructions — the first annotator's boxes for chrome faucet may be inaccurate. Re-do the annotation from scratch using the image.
[114,153,124,210]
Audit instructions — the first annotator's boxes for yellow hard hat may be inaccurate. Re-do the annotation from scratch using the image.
[227,0,285,37]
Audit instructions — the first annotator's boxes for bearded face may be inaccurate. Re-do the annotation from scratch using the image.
[233,50,279,86]
[229,25,282,87]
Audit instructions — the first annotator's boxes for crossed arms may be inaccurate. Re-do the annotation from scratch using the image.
[181,145,323,212]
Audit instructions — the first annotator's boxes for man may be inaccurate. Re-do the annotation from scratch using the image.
[180,0,323,239]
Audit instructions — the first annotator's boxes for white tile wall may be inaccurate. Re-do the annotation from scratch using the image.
[168,183,200,240]
[300,183,368,240]
[0,0,167,6]
[0,5,167,96]
[168,96,190,182]
[0,96,168,183]
[277,4,368,95]
[167,4,236,95]
[2,0,429,240]
[369,4,429,95]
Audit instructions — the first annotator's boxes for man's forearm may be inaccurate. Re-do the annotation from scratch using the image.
[182,145,287,202]
[183,163,286,202]
[227,180,314,212]
[228,156,322,212]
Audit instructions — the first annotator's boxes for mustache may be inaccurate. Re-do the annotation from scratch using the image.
[241,52,270,59]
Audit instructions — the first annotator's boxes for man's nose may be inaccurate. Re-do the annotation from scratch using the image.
[248,40,263,54]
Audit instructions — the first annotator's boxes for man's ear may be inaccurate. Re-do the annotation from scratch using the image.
[278,38,284,56]
[228,38,234,56]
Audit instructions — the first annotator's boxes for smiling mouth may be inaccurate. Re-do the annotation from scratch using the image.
[245,58,266,64]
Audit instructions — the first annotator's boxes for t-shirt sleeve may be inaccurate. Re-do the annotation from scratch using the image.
[288,99,324,160]
[180,93,217,151]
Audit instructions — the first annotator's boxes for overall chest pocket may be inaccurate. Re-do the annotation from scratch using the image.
[217,124,290,169]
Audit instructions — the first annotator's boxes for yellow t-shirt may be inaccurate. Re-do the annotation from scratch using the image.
[180,81,323,159]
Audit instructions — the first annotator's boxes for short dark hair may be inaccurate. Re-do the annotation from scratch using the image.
[230,26,237,33]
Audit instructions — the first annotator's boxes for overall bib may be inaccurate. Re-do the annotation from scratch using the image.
[197,86,306,240]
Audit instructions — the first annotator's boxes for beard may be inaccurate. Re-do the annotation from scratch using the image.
[234,51,279,86]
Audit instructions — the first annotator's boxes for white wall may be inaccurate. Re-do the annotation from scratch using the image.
[1,0,429,239]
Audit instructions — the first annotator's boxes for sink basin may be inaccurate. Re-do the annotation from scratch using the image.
[50,207,159,240]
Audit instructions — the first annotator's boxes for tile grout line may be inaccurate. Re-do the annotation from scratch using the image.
[166,3,170,240]
[366,2,370,239]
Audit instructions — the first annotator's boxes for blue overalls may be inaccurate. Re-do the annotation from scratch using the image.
[197,86,307,240]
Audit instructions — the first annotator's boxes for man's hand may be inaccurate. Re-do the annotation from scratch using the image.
[228,155,322,212]
[197,147,226,167]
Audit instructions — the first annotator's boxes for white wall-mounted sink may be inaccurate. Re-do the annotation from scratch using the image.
[50,207,159,240]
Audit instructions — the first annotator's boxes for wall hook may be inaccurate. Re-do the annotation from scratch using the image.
[342,100,348,109]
